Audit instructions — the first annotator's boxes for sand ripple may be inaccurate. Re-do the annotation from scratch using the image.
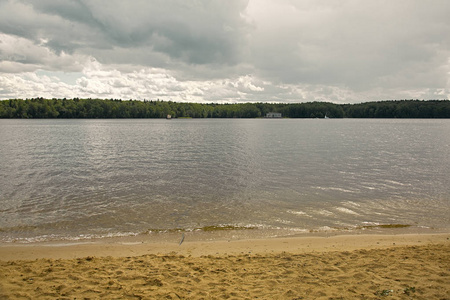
[1,243,449,299]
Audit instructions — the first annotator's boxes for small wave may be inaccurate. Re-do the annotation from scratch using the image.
[312,186,358,193]
[309,226,337,233]
[274,219,293,225]
[287,210,311,217]
[329,224,413,232]
[362,224,412,229]
[143,224,258,234]
[384,180,411,186]
[335,207,360,215]
[316,209,334,216]
[342,201,361,207]
[361,221,381,226]
[287,228,310,233]
[1,231,141,244]
[360,184,377,190]
[0,224,266,243]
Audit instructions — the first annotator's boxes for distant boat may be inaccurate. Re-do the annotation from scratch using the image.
[324,114,329,119]
[166,114,172,119]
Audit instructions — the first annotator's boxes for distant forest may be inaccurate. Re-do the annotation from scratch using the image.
[1,98,449,119]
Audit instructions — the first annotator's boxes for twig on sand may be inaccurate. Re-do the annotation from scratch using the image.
[179,233,185,246]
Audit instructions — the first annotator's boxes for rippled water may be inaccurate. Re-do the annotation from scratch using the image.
[0,119,449,242]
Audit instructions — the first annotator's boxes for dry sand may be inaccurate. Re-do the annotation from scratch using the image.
[0,233,449,299]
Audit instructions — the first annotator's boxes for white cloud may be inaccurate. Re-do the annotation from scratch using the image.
[0,33,88,73]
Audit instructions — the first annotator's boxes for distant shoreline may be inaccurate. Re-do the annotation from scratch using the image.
[1,98,449,118]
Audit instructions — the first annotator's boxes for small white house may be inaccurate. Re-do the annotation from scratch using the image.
[266,112,282,118]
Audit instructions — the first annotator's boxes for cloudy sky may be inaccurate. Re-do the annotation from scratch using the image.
[0,0,449,103]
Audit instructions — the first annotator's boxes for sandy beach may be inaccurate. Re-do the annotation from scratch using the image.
[1,233,449,299]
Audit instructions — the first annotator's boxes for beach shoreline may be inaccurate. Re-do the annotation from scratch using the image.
[0,231,448,261]
[1,232,449,299]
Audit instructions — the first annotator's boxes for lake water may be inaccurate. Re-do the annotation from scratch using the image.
[0,119,449,243]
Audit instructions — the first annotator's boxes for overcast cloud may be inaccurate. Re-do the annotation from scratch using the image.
[0,0,449,103]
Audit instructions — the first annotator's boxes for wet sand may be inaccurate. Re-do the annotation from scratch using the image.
[1,233,449,299]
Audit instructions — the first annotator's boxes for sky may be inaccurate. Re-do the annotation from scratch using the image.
[0,0,449,103]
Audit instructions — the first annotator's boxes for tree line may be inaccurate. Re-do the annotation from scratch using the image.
[0,98,449,119]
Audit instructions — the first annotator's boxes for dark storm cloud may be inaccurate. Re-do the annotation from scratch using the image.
[15,0,251,66]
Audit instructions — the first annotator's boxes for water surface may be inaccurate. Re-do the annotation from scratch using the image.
[0,119,449,242]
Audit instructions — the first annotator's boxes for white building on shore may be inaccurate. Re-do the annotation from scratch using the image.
[265,112,282,118]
